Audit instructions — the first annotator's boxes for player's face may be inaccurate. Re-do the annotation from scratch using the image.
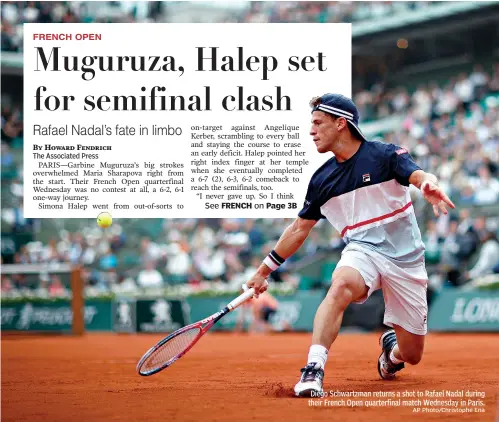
[310,111,341,153]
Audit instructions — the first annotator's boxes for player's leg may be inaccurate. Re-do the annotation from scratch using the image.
[378,262,428,379]
[311,266,369,348]
[294,250,380,397]
[391,324,424,364]
[378,326,425,379]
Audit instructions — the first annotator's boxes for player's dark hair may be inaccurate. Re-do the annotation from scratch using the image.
[309,96,322,108]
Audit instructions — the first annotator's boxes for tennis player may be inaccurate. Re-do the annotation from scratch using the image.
[247,93,455,397]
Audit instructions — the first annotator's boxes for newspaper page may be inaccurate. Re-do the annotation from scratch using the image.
[3,2,499,422]
[23,23,351,218]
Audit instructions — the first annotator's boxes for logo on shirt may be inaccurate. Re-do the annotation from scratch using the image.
[396,148,408,155]
[362,174,371,183]
[305,200,311,206]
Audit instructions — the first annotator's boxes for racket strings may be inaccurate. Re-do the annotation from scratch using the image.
[141,327,201,373]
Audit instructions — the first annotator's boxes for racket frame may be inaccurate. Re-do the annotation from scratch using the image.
[136,286,256,376]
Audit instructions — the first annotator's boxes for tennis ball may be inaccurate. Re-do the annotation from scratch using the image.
[97,212,112,228]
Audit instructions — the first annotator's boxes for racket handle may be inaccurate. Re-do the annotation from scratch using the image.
[227,288,255,311]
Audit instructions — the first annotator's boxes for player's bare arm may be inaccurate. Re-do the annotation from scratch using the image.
[247,217,317,294]
[409,169,456,217]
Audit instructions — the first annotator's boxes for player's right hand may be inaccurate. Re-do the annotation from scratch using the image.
[246,275,269,297]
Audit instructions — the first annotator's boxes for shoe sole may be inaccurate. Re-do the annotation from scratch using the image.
[378,330,396,380]
[377,351,395,380]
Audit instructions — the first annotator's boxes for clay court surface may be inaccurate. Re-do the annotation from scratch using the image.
[2,332,498,422]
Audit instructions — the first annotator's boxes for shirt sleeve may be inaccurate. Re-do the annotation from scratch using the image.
[298,178,325,221]
[387,144,422,186]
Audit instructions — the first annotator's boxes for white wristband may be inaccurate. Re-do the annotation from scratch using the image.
[263,256,280,271]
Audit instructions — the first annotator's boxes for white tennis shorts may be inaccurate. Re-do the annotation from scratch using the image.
[336,245,428,335]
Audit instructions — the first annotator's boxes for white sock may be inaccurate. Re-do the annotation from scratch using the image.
[307,344,328,369]
[389,349,404,365]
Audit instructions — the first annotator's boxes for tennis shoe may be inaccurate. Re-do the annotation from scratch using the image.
[294,362,324,397]
[378,329,404,380]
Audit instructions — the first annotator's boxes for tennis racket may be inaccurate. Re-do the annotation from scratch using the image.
[136,282,263,376]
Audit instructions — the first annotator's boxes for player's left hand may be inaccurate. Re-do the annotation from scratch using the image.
[421,181,455,217]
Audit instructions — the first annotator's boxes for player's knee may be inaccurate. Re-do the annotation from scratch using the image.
[327,277,356,308]
[404,355,422,365]
[400,348,423,365]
